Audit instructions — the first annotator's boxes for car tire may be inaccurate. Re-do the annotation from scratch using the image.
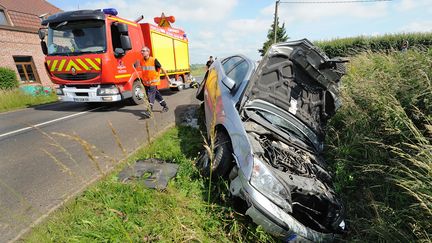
[196,132,233,178]
[129,81,145,105]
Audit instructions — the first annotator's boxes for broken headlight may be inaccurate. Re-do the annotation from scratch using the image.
[250,158,291,211]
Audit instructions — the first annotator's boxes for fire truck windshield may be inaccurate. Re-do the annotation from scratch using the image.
[47,20,106,56]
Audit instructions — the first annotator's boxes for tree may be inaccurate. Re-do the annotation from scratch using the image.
[258,17,288,56]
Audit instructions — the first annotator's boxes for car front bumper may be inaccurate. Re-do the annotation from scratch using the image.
[230,171,337,242]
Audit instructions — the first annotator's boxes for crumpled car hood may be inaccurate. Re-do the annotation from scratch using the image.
[241,39,346,139]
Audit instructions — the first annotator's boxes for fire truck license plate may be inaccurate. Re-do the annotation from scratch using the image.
[74,98,89,102]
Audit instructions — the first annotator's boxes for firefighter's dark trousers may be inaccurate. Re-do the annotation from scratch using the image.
[145,85,167,109]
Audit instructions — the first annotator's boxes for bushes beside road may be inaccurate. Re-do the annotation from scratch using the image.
[0,66,57,113]
[0,67,19,89]
[0,88,58,113]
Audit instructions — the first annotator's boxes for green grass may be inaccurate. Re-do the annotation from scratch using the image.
[325,49,431,241]
[191,64,207,77]
[25,126,274,242]
[0,89,58,113]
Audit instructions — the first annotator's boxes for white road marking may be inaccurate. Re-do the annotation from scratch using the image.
[0,107,102,139]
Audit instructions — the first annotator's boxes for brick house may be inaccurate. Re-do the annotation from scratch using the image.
[0,0,61,87]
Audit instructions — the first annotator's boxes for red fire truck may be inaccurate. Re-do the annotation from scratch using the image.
[39,9,191,105]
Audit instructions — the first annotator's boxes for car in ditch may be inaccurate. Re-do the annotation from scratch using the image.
[195,39,347,242]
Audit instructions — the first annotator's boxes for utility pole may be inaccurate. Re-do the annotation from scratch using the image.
[273,0,280,44]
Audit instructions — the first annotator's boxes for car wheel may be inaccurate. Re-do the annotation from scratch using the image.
[196,132,233,178]
[129,81,145,105]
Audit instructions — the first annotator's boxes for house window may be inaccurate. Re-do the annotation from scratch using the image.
[0,10,9,25]
[13,56,40,83]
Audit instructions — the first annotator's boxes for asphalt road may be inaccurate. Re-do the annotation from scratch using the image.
[0,88,199,242]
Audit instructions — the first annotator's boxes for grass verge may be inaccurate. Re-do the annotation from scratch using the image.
[325,49,431,241]
[25,126,273,242]
[0,89,58,113]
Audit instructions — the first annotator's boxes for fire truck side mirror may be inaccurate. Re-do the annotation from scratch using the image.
[38,29,46,40]
[120,35,132,51]
[41,41,48,55]
[115,23,128,34]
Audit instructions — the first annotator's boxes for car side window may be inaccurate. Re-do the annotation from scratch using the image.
[222,56,242,74]
[226,60,249,89]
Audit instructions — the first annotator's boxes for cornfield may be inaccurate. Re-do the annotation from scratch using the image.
[315,32,432,57]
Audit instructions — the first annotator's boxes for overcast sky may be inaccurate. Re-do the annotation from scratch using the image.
[48,0,432,64]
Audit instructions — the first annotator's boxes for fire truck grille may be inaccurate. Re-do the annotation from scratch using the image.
[54,73,99,81]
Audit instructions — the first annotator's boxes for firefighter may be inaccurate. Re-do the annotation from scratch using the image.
[141,46,169,113]
[205,56,214,70]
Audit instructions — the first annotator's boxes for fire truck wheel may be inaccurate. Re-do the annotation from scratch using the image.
[130,81,145,105]
[176,75,184,91]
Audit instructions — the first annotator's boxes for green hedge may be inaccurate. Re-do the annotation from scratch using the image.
[0,67,19,89]
[315,32,432,57]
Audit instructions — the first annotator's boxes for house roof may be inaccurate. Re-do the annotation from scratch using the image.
[0,0,61,30]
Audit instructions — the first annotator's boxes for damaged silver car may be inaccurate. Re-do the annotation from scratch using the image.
[196,39,347,242]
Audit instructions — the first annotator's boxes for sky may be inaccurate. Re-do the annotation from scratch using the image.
[48,0,432,64]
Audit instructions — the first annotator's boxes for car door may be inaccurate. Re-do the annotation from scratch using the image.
[202,56,243,133]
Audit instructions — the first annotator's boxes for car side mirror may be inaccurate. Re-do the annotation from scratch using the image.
[120,35,132,50]
[38,29,46,40]
[41,41,48,55]
[114,48,125,58]
[222,77,236,90]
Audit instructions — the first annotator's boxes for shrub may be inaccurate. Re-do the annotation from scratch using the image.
[0,67,19,89]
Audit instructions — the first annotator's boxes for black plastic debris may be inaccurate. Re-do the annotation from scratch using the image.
[118,158,179,189]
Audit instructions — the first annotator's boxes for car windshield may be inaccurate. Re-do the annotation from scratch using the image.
[47,20,106,55]
[255,109,315,148]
